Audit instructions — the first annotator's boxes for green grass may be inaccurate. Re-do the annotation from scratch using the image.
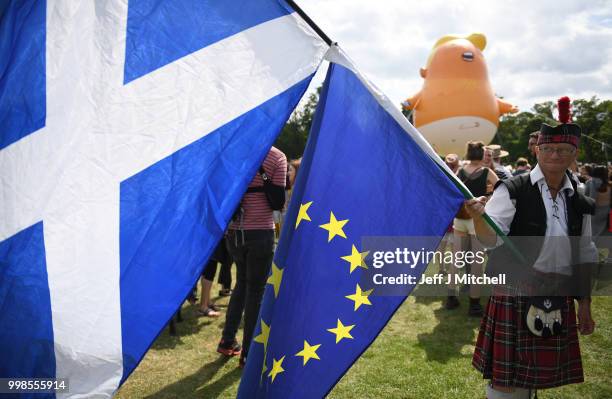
[117,285,612,399]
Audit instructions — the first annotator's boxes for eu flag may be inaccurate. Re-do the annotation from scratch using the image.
[237,46,465,398]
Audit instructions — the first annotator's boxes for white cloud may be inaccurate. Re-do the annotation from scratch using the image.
[296,0,612,111]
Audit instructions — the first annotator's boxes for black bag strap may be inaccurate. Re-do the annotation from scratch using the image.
[243,163,285,210]
[246,166,269,193]
[259,166,269,182]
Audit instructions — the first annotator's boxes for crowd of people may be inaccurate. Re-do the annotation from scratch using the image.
[177,100,611,399]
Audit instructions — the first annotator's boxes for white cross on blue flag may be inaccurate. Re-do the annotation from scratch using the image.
[0,0,327,396]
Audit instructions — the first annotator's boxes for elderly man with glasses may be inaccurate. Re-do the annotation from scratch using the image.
[464,97,598,399]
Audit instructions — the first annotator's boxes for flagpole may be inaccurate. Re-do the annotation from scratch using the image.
[286,0,333,46]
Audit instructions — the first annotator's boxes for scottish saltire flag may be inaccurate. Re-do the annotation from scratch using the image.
[0,0,327,396]
[238,46,465,398]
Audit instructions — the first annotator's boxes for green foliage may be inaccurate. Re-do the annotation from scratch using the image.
[572,97,612,163]
[492,110,548,164]
[494,97,612,164]
[283,90,611,163]
[274,88,320,160]
[532,101,555,120]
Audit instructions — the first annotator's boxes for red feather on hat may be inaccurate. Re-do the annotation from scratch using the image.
[557,96,571,123]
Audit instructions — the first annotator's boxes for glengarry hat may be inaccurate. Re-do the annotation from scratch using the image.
[537,96,581,148]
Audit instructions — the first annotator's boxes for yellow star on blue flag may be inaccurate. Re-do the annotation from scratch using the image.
[319,211,348,242]
[237,48,465,399]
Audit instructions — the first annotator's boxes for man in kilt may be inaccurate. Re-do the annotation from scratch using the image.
[464,97,597,399]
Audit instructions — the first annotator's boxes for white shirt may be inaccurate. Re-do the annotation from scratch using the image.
[484,164,597,275]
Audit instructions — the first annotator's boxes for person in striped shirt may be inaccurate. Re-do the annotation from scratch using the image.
[217,146,287,368]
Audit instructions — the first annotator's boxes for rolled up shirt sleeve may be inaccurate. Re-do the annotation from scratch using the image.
[484,184,516,236]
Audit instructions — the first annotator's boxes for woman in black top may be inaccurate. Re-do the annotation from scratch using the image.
[447,141,498,315]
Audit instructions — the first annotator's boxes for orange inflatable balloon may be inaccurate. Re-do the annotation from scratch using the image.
[402,33,518,156]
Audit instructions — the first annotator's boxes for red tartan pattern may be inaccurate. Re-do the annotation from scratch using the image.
[537,134,579,147]
[473,293,584,389]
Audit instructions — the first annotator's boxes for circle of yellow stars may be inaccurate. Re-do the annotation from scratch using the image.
[253,200,374,384]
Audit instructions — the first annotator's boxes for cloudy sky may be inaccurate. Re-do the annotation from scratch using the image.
[295,0,612,112]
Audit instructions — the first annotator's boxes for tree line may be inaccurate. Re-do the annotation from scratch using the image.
[276,91,612,164]
[493,97,612,164]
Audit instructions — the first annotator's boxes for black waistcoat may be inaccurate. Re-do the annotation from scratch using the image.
[487,172,595,296]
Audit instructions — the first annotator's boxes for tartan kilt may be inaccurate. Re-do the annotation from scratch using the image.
[472,292,584,389]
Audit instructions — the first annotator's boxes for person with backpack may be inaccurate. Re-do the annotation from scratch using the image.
[217,146,287,368]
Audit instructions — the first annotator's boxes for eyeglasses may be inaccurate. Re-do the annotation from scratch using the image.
[538,146,576,156]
